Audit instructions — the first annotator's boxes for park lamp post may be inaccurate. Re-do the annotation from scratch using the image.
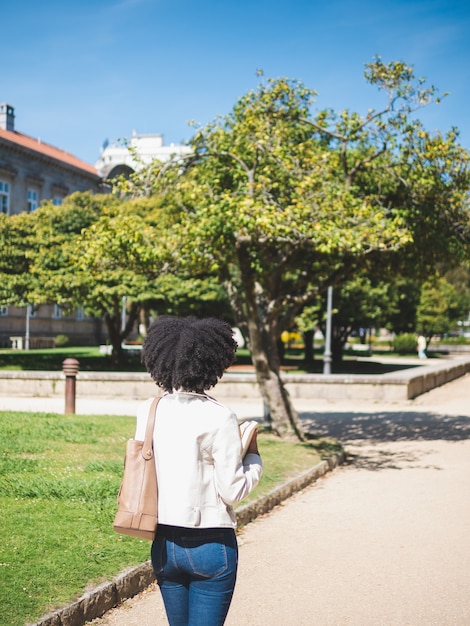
[323,286,333,375]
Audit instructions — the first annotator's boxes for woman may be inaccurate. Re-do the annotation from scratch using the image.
[136,315,263,626]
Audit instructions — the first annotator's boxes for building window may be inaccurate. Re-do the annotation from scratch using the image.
[27,189,38,212]
[75,307,85,320]
[0,306,8,316]
[52,196,63,206]
[0,181,9,214]
[53,304,62,319]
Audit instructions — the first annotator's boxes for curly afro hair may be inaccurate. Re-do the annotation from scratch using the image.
[141,316,238,393]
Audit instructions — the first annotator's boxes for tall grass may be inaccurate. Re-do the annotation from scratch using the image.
[0,410,339,626]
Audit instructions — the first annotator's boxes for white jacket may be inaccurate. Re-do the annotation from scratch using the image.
[135,391,263,529]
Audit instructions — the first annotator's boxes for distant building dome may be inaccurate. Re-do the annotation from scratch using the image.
[95,131,191,180]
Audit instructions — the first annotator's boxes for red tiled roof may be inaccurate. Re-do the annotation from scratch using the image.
[0,128,99,177]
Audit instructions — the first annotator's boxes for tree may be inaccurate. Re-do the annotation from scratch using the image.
[382,278,421,335]
[69,200,236,363]
[55,205,164,365]
[417,275,462,343]
[24,193,162,364]
[0,192,113,307]
[147,274,233,321]
[1,191,233,363]
[115,59,470,439]
[29,192,117,297]
[315,277,392,361]
[172,80,410,439]
[0,211,37,306]
[444,264,470,334]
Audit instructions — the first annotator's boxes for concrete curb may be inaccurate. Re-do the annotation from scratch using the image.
[30,451,345,626]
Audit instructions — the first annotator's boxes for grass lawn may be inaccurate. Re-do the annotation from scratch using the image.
[0,345,426,375]
[0,346,145,372]
[0,410,341,626]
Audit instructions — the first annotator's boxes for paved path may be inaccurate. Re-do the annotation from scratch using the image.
[85,373,470,626]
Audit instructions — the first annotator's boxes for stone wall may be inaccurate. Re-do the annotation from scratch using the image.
[0,357,469,403]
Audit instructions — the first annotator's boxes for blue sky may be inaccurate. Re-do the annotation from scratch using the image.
[3,0,470,165]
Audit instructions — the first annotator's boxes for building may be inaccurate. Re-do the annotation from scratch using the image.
[0,107,191,349]
[95,131,191,180]
[0,103,103,215]
[1,304,104,349]
[0,103,105,347]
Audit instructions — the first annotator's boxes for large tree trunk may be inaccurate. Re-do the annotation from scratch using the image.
[230,242,305,440]
[234,268,304,439]
[247,315,305,440]
[103,311,125,367]
[331,324,353,363]
[303,329,315,366]
[103,300,140,367]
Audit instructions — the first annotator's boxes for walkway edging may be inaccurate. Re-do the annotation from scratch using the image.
[30,451,345,626]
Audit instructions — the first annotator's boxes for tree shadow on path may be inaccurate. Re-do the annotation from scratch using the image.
[299,410,470,471]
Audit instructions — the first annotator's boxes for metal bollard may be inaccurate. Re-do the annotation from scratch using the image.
[62,358,80,414]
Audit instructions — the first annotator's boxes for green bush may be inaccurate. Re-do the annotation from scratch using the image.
[392,333,417,355]
[54,334,69,347]
[439,335,470,344]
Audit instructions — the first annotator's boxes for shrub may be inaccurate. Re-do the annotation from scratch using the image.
[440,335,470,344]
[392,333,417,355]
[55,334,69,347]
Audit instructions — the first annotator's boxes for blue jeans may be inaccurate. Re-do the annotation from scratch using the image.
[151,525,238,626]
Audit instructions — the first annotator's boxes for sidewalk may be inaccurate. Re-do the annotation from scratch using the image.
[0,394,267,420]
[83,373,470,626]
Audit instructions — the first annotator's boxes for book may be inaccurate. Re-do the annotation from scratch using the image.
[239,420,259,457]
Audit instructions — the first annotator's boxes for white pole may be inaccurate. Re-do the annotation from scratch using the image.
[25,304,31,351]
[323,286,333,375]
[121,296,127,332]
